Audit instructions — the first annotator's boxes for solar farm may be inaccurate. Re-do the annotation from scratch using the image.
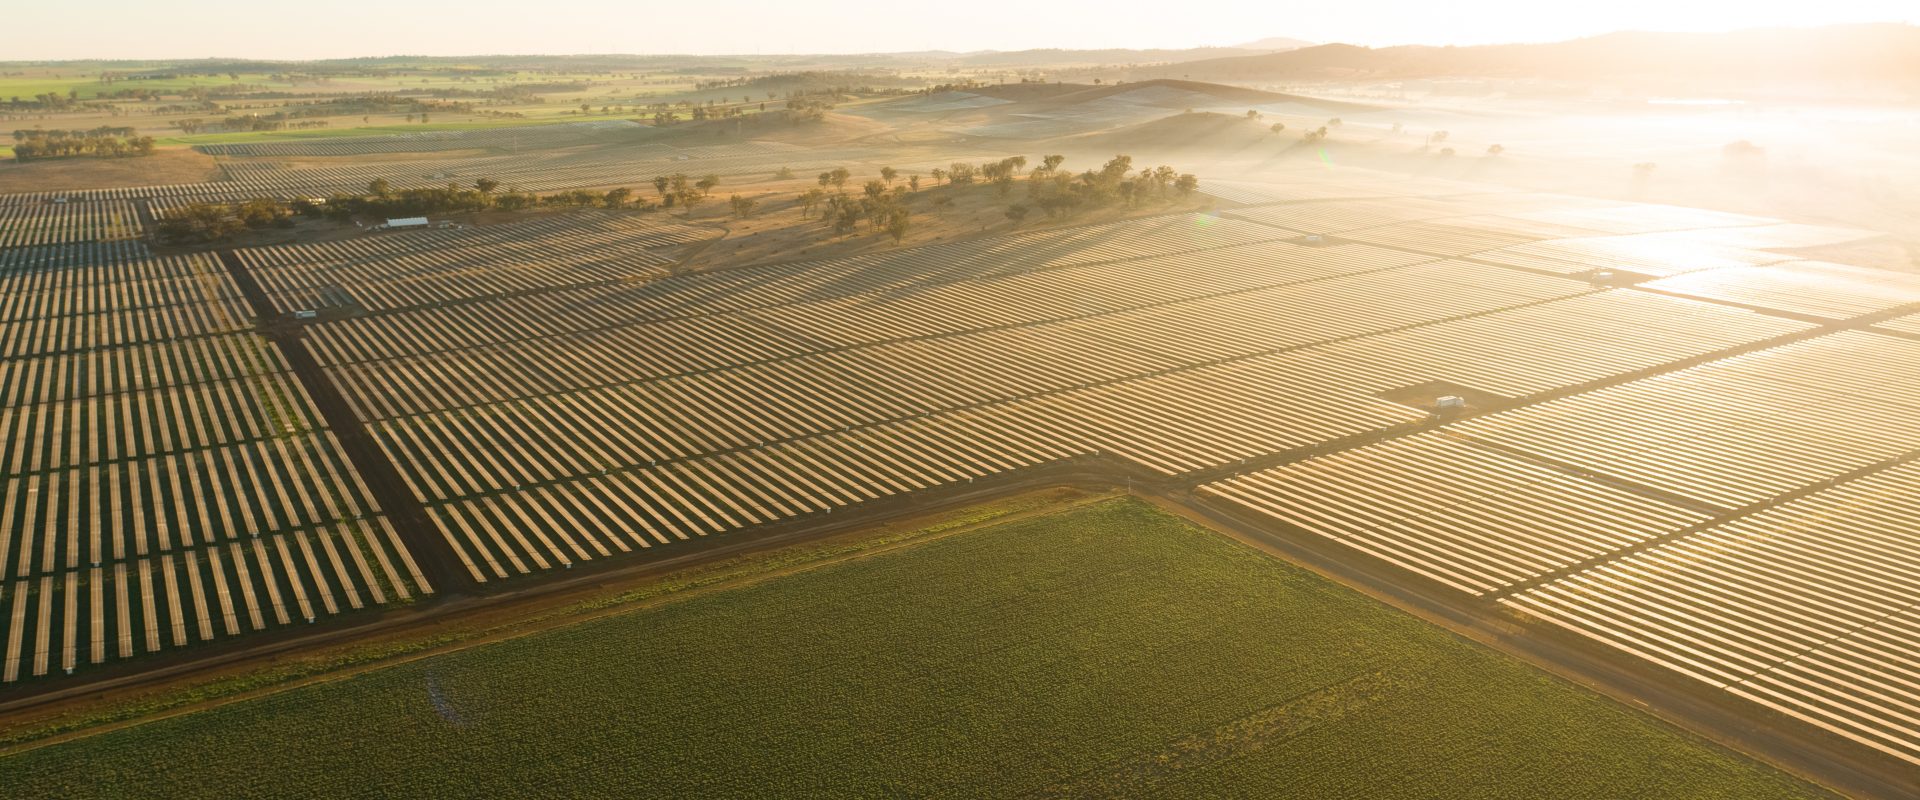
[1,137,1918,787]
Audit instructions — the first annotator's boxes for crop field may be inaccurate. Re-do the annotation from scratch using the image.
[190,120,650,157]
[0,498,1826,799]
[0,225,431,681]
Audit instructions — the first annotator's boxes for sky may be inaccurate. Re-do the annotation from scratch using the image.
[7,0,1916,60]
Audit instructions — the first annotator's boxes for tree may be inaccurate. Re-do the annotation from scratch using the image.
[880,166,898,185]
[368,178,391,197]
[1270,122,1286,135]
[774,166,795,180]
[696,174,720,195]
[1004,204,1030,226]
[862,180,887,200]
[235,199,292,228]
[797,188,826,218]
[930,168,947,185]
[652,175,671,199]
[729,194,758,217]
[1041,154,1065,173]
[908,175,921,191]
[475,178,500,194]
[826,167,850,189]
[1486,144,1505,156]
[154,202,249,244]
[883,207,911,244]
[1173,174,1199,197]
[604,187,633,208]
[832,201,862,235]
[1327,117,1343,128]
[1246,109,1262,120]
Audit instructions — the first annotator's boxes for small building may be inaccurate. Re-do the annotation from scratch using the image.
[385,217,430,229]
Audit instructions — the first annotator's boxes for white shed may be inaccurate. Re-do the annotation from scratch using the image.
[385,217,430,228]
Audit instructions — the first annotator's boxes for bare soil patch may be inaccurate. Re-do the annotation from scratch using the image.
[0,149,221,193]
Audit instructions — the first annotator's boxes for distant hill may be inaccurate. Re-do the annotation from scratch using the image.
[933,47,1265,67]
[968,79,1372,112]
[1144,24,1920,87]
[869,79,1368,143]
[1233,37,1317,51]
[1060,111,1274,152]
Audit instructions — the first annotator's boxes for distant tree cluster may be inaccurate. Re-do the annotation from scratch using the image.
[3,91,81,112]
[784,98,835,122]
[295,177,652,219]
[155,199,291,244]
[798,165,913,243]
[1025,155,1198,220]
[10,128,155,161]
[651,173,721,211]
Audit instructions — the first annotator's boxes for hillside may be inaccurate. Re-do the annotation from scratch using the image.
[861,79,1367,142]
[1142,24,1920,88]
[918,79,1369,114]
[1234,36,1317,51]
[1060,110,1276,152]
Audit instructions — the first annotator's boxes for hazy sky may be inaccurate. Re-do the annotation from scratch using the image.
[10,0,1916,60]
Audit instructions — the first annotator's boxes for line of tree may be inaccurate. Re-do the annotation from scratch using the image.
[11,130,155,162]
[12,127,137,140]
[295,177,654,220]
[1024,155,1198,220]
[155,199,292,244]
[795,167,914,243]
[650,173,720,211]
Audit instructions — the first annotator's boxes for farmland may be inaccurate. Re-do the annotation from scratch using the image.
[0,498,1828,799]
[1,60,1919,797]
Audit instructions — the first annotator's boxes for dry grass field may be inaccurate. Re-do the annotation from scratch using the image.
[0,150,222,193]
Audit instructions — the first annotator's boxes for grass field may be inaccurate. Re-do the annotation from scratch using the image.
[0,497,1825,798]
[153,114,643,147]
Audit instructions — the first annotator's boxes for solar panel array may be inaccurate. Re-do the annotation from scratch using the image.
[0,208,432,683]
[3,160,1918,773]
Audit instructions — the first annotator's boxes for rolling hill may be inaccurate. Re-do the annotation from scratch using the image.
[1142,24,1920,88]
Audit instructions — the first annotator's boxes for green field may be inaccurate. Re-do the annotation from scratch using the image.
[0,498,1825,798]
[153,114,644,147]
